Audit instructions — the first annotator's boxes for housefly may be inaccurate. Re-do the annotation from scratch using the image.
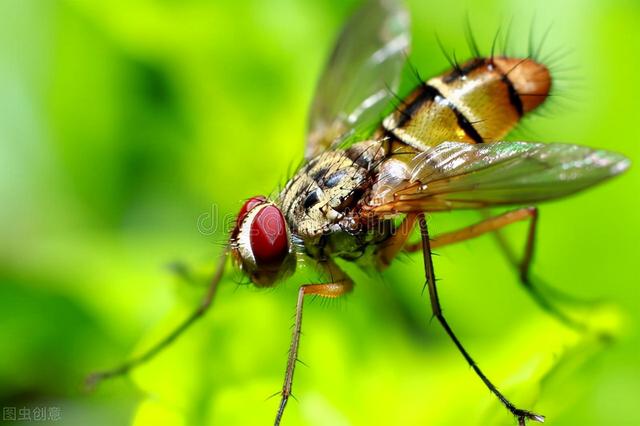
[88,0,630,424]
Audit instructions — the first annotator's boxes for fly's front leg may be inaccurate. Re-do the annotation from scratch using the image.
[417,214,544,425]
[405,208,589,332]
[275,260,353,426]
[85,250,228,390]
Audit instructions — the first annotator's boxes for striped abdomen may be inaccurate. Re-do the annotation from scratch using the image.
[381,57,551,149]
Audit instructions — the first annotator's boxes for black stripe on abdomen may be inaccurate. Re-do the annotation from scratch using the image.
[427,84,484,143]
[500,74,524,117]
[451,106,484,143]
[393,83,484,144]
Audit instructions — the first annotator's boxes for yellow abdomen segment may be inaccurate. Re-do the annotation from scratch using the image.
[382,57,551,150]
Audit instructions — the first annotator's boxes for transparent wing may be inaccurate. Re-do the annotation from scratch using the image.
[368,141,630,212]
[305,0,410,160]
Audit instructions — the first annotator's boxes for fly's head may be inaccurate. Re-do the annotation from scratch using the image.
[231,196,296,287]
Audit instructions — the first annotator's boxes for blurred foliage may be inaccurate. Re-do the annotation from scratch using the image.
[1,0,639,425]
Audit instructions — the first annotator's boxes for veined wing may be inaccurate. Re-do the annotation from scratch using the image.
[306,0,410,160]
[367,141,630,212]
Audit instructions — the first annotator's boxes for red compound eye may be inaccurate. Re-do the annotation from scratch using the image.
[249,205,289,268]
[236,196,267,228]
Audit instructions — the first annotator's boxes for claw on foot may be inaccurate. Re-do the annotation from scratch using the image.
[515,409,545,425]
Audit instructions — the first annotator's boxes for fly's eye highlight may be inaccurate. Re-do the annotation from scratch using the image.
[249,205,289,269]
[237,196,267,227]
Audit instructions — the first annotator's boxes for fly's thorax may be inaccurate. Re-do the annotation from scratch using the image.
[278,141,386,238]
[231,197,296,287]
[382,57,551,150]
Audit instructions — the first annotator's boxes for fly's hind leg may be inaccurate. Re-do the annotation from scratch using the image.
[275,260,353,426]
[417,213,545,425]
[483,209,600,308]
[405,207,590,333]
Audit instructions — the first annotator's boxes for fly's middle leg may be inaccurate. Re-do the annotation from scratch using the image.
[417,213,545,425]
[405,207,593,333]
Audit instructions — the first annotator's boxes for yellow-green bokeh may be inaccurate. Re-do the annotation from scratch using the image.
[1,0,639,425]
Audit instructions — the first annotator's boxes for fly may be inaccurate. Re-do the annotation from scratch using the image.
[87,1,630,425]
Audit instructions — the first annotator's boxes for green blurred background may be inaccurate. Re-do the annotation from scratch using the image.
[1,0,639,425]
